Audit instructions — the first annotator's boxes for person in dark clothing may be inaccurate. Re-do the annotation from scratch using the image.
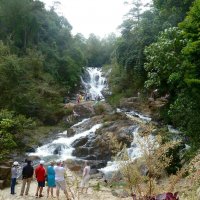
[20,160,34,196]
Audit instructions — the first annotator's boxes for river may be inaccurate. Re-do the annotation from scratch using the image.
[27,67,167,177]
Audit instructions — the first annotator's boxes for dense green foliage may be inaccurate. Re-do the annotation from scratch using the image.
[108,0,200,149]
[0,109,34,160]
[0,0,84,120]
[1,0,200,159]
[0,0,115,158]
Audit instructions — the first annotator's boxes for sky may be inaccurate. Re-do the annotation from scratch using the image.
[41,0,151,38]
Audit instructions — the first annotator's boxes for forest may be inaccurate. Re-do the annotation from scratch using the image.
[0,0,115,158]
[0,0,200,164]
[108,0,200,152]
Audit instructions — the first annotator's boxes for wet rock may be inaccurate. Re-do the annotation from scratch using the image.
[95,74,99,82]
[25,155,40,161]
[72,116,137,162]
[53,146,62,155]
[91,160,107,170]
[67,128,76,137]
[71,137,88,148]
[84,155,98,160]
[82,70,91,83]
[25,147,36,153]
[72,147,90,157]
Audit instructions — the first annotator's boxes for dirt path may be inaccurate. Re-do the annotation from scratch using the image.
[0,180,132,200]
[0,168,132,200]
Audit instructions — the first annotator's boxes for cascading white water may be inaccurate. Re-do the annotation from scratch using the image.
[28,67,108,162]
[81,67,107,100]
[28,123,102,162]
[99,111,153,177]
[28,67,155,177]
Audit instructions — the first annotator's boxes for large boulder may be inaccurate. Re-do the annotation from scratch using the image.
[71,137,88,148]
[53,145,62,155]
[72,147,90,157]
[67,128,76,137]
[65,159,106,174]
[0,161,12,189]
[72,114,137,162]
[73,102,95,118]
[0,165,11,180]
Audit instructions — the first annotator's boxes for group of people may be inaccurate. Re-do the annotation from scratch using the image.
[76,94,84,103]
[76,93,93,103]
[11,160,91,199]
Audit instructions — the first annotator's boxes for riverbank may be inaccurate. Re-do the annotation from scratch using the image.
[0,174,197,200]
[0,168,132,200]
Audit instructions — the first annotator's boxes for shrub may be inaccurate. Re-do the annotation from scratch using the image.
[94,103,106,115]
[115,124,180,198]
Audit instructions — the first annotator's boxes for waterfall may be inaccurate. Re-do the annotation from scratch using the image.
[81,67,107,100]
[28,122,102,162]
[99,111,153,177]
[28,67,155,177]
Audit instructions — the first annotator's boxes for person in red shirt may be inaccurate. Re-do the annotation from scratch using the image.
[35,160,46,197]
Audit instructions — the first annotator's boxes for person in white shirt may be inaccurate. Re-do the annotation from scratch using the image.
[80,161,91,193]
[54,160,70,200]
[10,161,20,195]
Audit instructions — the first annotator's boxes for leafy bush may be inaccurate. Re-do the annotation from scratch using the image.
[115,124,180,198]
[0,109,34,160]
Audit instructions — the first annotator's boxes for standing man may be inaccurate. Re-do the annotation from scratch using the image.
[35,160,46,198]
[54,160,70,200]
[20,160,34,196]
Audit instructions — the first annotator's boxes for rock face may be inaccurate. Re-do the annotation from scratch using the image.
[72,113,135,162]
[67,128,76,137]
[72,137,88,148]
[65,159,106,175]
[120,97,151,116]
[73,102,95,118]
[0,161,12,189]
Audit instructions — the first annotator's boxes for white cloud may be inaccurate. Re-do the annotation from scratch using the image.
[41,0,151,38]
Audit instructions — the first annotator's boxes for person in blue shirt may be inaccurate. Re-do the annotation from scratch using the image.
[47,161,56,198]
